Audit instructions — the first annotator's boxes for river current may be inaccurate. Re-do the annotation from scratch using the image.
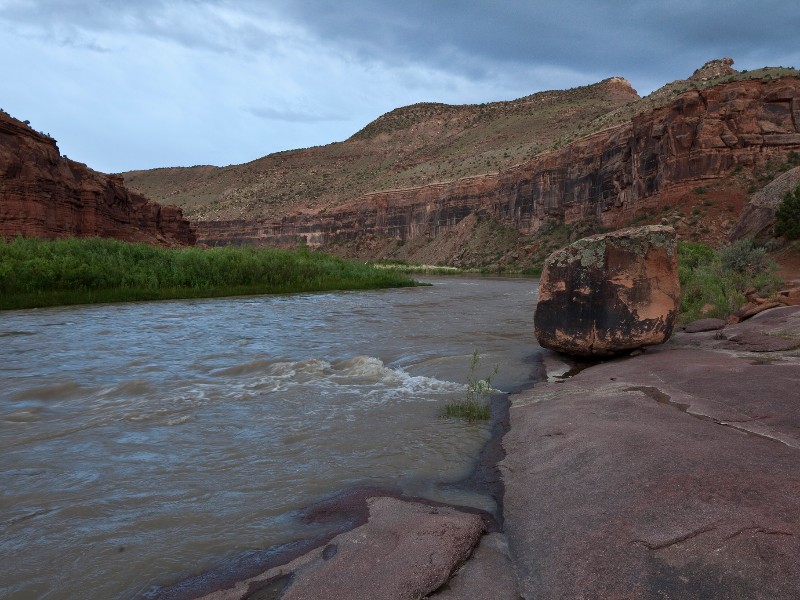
[1,276,541,599]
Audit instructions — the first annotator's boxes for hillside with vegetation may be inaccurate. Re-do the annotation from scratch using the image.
[122,77,639,221]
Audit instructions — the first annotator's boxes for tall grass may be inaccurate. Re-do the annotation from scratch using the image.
[0,236,416,310]
[443,349,497,422]
[678,240,782,324]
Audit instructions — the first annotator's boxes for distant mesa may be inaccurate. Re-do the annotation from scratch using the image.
[0,111,195,246]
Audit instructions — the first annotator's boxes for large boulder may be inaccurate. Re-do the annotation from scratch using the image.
[534,225,680,356]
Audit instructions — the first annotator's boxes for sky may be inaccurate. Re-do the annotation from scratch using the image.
[1,1,799,174]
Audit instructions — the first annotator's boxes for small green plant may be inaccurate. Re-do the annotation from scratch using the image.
[444,349,498,422]
[775,185,800,240]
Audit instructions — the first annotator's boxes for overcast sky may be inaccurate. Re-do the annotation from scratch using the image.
[2,1,799,173]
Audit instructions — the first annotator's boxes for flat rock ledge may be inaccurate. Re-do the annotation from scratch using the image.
[195,497,485,600]
[503,306,800,599]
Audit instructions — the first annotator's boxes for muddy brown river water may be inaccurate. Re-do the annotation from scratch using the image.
[0,276,542,599]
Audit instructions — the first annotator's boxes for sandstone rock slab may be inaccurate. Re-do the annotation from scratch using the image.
[684,317,727,333]
[730,166,800,241]
[195,496,485,600]
[502,336,800,599]
[534,225,680,356]
[429,532,519,600]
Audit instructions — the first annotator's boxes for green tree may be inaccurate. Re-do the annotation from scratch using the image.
[775,185,800,240]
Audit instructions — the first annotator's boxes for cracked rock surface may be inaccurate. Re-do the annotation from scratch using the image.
[502,306,800,599]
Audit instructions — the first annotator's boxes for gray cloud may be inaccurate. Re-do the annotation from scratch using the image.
[268,0,800,87]
[0,0,285,55]
[3,0,797,87]
[1,0,798,172]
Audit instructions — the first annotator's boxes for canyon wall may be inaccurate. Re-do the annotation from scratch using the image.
[195,77,800,249]
[0,112,195,245]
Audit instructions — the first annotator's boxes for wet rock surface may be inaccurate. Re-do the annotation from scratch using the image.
[195,497,485,600]
[503,306,800,599]
[161,310,799,600]
[534,225,680,356]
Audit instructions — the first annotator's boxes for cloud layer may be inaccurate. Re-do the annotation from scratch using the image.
[1,0,798,172]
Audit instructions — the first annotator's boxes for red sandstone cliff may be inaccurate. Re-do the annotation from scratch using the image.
[195,77,800,255]
[0,112,195,245]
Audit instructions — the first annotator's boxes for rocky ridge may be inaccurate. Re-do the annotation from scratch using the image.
[731,165,800,240]
[123,78,640,223]
[0,111,195,245]
[191,75,800,264]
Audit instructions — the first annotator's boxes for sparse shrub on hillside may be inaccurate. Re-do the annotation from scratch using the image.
[774,185,800,240]
[718,238,770,275]
[678,240,781,324]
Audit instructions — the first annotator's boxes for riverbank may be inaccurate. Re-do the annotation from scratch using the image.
[0,237,416,310]
[148,389,523,600]
[171,306,800,599]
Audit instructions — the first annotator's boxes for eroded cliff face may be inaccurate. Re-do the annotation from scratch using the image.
[196,77,800,252]
[0,112,195,245]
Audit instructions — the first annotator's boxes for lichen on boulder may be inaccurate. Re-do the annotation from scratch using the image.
[534,225,680,356]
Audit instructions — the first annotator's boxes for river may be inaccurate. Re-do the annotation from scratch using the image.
[0,276,542,599]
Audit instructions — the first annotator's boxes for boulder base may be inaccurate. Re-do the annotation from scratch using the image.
[534,225,680,356]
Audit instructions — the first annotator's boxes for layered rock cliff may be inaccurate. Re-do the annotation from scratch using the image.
[195,76,800,254]
[0,112,195,245]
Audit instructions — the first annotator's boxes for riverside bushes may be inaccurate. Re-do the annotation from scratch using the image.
[678,240,781,324]
[0,236,416,310]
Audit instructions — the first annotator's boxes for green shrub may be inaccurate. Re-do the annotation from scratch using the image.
[678,240,781,324]
[718,238,769,276]
[775,185,800,240]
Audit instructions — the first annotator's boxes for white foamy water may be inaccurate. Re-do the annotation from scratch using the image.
[0,276,541,599]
